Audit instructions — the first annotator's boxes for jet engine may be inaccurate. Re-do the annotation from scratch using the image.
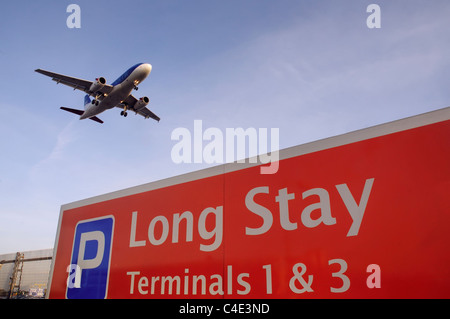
[134,96,150,110]
[89,77,106,93]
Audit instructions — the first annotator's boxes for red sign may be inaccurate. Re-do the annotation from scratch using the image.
[47,108,450,298]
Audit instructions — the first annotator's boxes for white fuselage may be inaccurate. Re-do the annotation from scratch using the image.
[80,63,152,119]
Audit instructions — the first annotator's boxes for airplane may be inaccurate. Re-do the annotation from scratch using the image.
[35,63,160,124]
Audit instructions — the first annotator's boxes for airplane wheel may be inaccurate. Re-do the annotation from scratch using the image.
[124,112,128,117]
[120,111,124,116]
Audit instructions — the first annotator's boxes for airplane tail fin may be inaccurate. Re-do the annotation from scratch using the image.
[84,95,91,109]
[60,107,104,124]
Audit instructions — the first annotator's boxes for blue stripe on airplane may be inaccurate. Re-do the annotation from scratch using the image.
[111,63,144,86]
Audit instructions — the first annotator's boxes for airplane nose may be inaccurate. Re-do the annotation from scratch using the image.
[143,63,152,75]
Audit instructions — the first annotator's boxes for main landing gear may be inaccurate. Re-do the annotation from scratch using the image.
[120,105,128,117]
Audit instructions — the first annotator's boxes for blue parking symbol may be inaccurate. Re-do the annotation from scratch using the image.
[67,216,114,299]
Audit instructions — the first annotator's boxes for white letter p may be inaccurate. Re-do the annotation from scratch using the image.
[77,231,105,271]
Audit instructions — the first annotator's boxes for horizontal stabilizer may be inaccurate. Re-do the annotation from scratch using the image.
[89,116,104,124]
[60,107,84,116]
[60,107,103,124]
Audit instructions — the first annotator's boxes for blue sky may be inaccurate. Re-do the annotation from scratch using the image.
[0,0,449,253]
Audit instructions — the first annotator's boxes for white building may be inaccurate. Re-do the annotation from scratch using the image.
[0,249,53,299]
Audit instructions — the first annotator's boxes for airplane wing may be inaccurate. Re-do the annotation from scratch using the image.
[120,94,160,122]
[35,69,114,97]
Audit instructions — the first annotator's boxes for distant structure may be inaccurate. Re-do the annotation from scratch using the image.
[0,249,53,299]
